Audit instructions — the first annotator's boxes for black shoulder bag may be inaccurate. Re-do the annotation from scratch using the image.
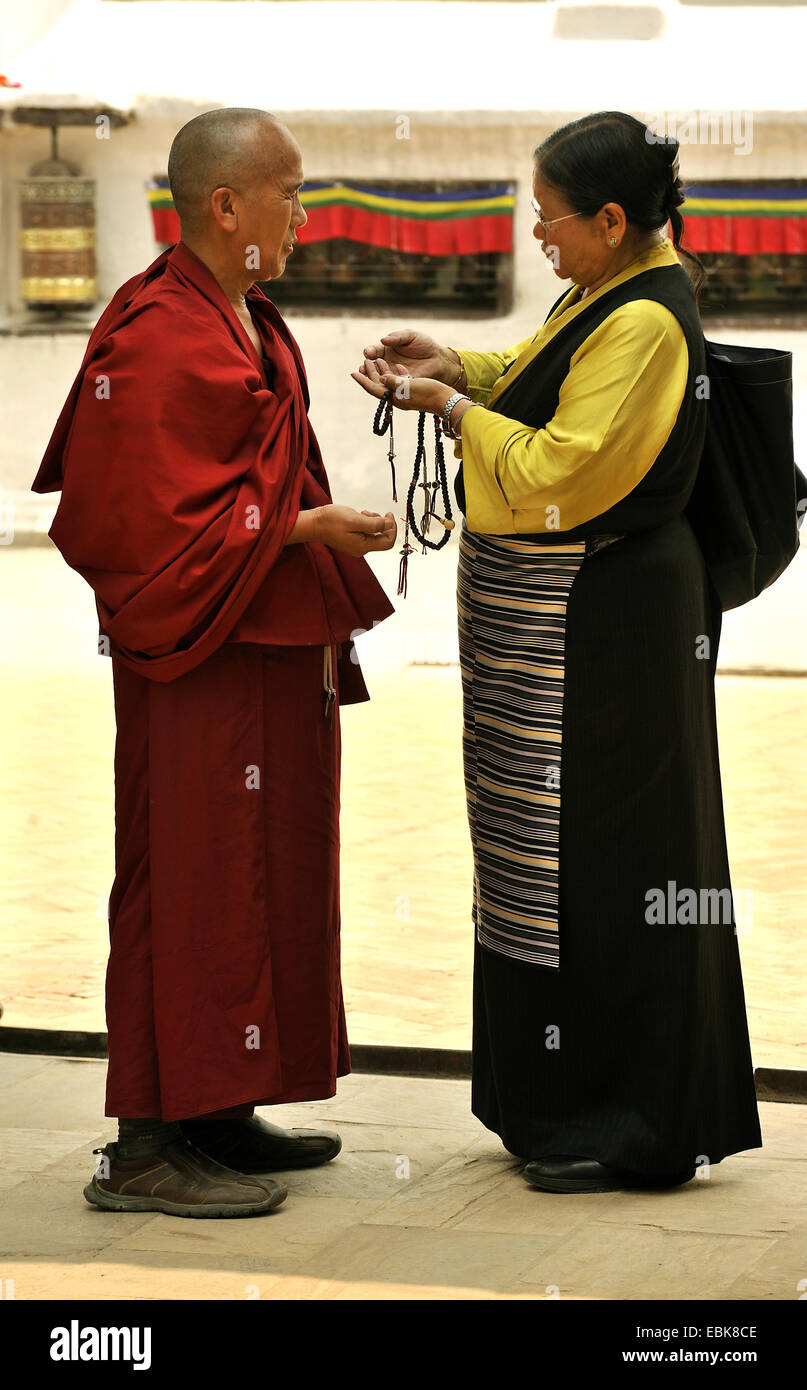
[685,338,806,611]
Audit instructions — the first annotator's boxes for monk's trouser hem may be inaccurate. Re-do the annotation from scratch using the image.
[116,1118,183,1159]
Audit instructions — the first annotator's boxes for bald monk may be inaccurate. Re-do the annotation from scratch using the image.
[32,109,397,1218]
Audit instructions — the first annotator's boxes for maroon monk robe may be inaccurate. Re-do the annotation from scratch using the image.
[31,241,395,1120]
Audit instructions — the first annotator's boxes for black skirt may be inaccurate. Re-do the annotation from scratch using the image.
[467,514,763,1172]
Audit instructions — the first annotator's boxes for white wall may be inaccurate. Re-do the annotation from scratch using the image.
[2,109,806,668]
[0,0,74,63]
[4,108,807,313]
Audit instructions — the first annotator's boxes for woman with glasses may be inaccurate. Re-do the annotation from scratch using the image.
[352,111,762,1194]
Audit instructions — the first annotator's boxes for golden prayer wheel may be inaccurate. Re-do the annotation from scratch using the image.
[19,144,97,310]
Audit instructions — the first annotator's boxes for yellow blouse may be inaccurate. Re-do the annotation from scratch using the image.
[449,236,691,534]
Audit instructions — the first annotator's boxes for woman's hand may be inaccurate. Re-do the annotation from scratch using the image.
[314,504,397,557]
[358,329,461,385]
[351,357,453,415]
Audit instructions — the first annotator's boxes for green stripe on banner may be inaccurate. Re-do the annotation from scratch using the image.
[306,200,513,223]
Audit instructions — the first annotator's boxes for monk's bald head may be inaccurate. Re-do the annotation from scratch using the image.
[168,108,296,233]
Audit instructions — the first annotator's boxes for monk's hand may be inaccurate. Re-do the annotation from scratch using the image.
[351,364,454,416]
[315,504,397,556]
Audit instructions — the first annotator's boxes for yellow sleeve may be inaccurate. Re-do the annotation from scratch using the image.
[445,334,537,405]
[458,301,690,534]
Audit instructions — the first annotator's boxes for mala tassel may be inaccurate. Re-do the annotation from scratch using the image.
[397,526,414,598]
[322,644,336,726]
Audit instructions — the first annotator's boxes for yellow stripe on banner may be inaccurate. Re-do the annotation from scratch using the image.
[146,184,515,217]
[300,186,515,217]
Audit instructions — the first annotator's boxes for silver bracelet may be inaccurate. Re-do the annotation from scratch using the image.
[442,392,469,440]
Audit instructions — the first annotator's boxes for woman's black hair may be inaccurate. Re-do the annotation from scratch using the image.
[534,111,705,300]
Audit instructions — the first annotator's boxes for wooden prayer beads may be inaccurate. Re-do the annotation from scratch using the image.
[372,394,397,503]
[372,393,455,598]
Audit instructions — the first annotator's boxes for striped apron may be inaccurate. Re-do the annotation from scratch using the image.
[457,524,622,969]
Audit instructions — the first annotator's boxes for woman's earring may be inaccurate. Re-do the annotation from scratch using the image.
[609,237,617,246]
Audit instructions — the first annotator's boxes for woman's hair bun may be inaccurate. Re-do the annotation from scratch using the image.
[659,134,681,181]
[657,134,683,214]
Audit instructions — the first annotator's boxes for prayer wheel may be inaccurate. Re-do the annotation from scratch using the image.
[19,147,97,310]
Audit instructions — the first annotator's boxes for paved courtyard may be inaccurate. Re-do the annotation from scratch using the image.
[1,548,805,1062]
[0,543,805,1301]
[0,1053,805,1301]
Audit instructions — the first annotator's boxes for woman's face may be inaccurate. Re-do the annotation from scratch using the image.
[532,163,623,288]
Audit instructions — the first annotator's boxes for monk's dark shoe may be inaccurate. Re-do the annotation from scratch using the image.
[523,1156,696,1194]
[179,1115,342,1172]
[83,1139,287,1217]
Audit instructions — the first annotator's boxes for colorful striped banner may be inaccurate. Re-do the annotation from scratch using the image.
[680,185,807,254]
[147,179,179,245]
[146,178,515,255]
[147,179,807,257]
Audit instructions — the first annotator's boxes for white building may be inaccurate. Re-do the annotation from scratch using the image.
[2,0,806,668]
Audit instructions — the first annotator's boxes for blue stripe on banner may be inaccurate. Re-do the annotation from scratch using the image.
[684,184,807,201]
[300,181,516,203]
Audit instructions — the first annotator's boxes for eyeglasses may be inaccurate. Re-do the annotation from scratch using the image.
[530,195,584,237]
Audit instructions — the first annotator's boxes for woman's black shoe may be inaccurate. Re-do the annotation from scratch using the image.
[523,1155,696,1194]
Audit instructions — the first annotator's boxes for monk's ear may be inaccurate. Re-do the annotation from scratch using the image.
[209,187,239,232]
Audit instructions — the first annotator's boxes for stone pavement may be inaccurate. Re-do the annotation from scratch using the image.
[1,544,805,1302]
[0,1052,804,1301]
[1,542,805,1063]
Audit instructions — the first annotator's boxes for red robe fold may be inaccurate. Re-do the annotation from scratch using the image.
[32,242,395,1117]
[32,239,394,686]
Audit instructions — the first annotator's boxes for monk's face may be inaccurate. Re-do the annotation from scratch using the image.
[239,131,308,280]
